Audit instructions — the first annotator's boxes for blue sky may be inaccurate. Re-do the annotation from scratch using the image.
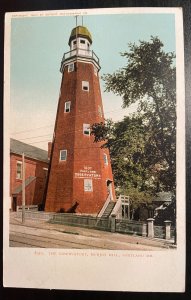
[10,12,175,150]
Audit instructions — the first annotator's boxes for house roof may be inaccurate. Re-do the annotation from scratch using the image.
[10,138,49,163]
[153,192,173,203]
[12,176,36,194]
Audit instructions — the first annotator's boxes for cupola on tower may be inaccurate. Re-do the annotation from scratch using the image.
[45,25,115,213]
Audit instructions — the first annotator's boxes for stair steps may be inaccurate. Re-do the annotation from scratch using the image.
[101,202,116,218]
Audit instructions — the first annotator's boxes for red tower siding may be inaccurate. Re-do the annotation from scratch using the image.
[45,52,115,213]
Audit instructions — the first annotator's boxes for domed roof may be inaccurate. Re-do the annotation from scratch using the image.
[68,26,92,45]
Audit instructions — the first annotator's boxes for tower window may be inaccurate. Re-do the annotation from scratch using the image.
[64,101,71,113]
[83,124,90,136]
[84,179,93,192]
[94,66,97,76]
[16,161,22,179]
[60,150,67,161]
[80,39,85,44]
[98,105,102,117]
[104,153,108,165]
[73,40,77,45]
[68,63,74,72]
[82,81,89,91]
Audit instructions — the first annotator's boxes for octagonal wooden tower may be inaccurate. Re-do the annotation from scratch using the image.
[45,25,115,213]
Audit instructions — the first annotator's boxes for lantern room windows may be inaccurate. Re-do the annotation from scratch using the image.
[60,150,67,161]
[64,101,71,113]
[82,81,89,91]
[84,179,93,192]
[83,124,90,136]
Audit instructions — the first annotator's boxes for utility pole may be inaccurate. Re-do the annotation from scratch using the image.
[22,152,25,223]
[75,15,78,56]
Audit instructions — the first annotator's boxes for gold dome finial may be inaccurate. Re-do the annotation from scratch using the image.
[68,26,92,45]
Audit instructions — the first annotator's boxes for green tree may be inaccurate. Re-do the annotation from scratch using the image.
[92,37,176,194]
[92,116,162,203]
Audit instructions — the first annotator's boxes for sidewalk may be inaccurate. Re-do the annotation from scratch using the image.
[10,215,176,250]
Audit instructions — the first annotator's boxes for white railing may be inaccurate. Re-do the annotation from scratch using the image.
[17,205,38,211]
[61,48,99,64]
[111,195,130,219]
[111,195,122,218]
[120,195,130,203]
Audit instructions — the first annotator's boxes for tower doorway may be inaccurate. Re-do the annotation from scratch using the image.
[106,180,113,200]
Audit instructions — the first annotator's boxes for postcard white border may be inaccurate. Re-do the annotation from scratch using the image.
[3,7,185,292]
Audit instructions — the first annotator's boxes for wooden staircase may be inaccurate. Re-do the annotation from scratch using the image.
[101,202,116,218]
[96,200,116,226]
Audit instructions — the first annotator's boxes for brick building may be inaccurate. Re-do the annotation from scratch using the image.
[45,25,116,213]
[10,138,49,211]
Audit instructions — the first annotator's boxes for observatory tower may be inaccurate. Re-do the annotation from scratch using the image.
[45,25,115,213]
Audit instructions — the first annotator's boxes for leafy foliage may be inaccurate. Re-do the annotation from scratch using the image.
[91,37,176,198]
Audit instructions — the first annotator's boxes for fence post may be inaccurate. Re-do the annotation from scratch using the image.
[110,214,116,233]
[164,220,172,240]
[142,223,147,237]
[147,218,154,238]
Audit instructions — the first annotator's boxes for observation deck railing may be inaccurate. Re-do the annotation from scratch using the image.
[61,48,100,65]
